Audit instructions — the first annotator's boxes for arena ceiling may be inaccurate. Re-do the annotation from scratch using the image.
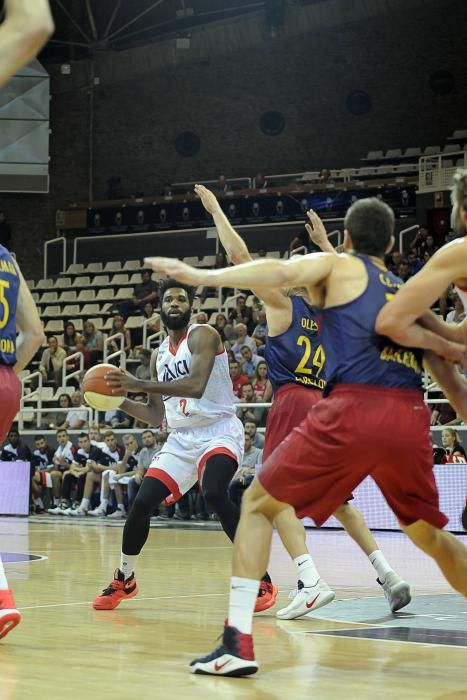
[27,0,327,61]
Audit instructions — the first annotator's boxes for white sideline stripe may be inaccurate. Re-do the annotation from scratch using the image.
[18,591,229,611]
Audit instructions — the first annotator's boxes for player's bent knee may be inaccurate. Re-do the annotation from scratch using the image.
[242,478,288,521]
[400,519,440,553]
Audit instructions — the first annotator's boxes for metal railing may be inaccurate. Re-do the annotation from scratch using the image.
[19,371,44,429]
[142,314,160,347]
[419,150,467,193]
[62,352,84,386]
[16,404,95,431]
[399,224,419,254]
[103,332,126,368]
[146,330,166,350]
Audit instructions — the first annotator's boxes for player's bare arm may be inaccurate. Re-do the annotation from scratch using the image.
[118,350,165,426]
[0,0,54,88]
[376,238,467,344]
[196,184,293,332]
[424,351,467,423]
[13,263,45,373]
[305,210,338,255]
[107,326,220,399]
[144,252,336,293]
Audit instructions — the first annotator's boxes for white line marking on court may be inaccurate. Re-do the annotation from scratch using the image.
[309,631,467,651]
[18,591,229,610]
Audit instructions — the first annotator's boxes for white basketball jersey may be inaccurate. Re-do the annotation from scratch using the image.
[156,324,236,429]
[455,284,467,311]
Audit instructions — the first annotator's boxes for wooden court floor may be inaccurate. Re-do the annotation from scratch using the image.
[0,518,466,700]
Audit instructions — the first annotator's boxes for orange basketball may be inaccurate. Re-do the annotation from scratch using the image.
[81,363,127,411]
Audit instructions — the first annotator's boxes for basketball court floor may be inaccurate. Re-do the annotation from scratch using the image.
[1,517,466,700]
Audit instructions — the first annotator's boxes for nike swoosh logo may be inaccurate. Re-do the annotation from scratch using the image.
[214,659,231,672]
[305,594,320,609]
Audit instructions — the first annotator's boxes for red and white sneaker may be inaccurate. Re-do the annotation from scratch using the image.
[190,624,258,676]
[0,589,21,641]
[93,569,139,610]
[254,580,278,613]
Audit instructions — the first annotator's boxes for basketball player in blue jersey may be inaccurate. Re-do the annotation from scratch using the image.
[0,245,45,640]
[194,184,410,619]
[0,1,53,88]
[146,197,467,677]
[378,168,467,531]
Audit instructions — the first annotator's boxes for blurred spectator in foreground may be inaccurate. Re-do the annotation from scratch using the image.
[196,311,208,324]
[39,336,67,389]
[407,249,423,276]
[446,294,466,324]
[397,260,411,282]
[440,428,467,463]
[63,392,88,431]
[116,269,159,320]
[82,321,104,367]
[1,428,31,461]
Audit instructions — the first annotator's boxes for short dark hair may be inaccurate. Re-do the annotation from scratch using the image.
[104,430,115,439]
[159,278,195,306]
[139,349,151,359]
[34,435,45,441]
[344,198,395,257]
[242,382,253,390]
[142,429,155,437]
[56,429,68,435]
[78,432,89,439]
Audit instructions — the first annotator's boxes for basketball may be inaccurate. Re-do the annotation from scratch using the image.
[81,363,127,411]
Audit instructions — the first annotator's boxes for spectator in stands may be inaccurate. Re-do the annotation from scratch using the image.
[117,269,159,320]
[39,335,67,389]
[126,429,160,508]
[229,359,249,398]
[63,322,81,355]
[1,427,31,461]
[130,394,152,428]
[319,168,331,183]
[422,250,432,265]
[446,294,466,324]
[256,248,267,258]
[130,301,160,348]
[228,433,261,507]
[431,399,457,426]
[419,232,438,258]
[397,260,411,282]
[89,433,140,518]
[211,313,230,342]
[134,349,151,381]
[412,226,428,257]
[48,432,99,514]
[82,320,104,367]
[252,361,273,401]
[108,315,132,356]
[440,428,467,464]
[239,346,261,378]
[252,173,268,190]
[31,435,60,513]
[228,298,254,332]
[407,249,423,276]
[71,430,123,516]
[196,311,209,324]
[237,383,266,426]
[99,407,132,430]
[215,175,231,193]
[252,309,268,348]
[386,250,402,275]
[231,323,257,360]
[49,393,72,430]
[62,391,88,431]
[244,419,265,448]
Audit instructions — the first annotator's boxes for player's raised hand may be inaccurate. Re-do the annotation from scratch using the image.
[144,257,204,285]
[194,184,221,215]
[305,209,332,251]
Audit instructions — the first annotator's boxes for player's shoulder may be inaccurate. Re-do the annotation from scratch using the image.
[188,323,220,345]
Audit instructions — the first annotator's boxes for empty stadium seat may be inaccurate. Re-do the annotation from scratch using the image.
[123,259,141,271]
[87,317,104,330]
[65,263,85,275]
[96,288,115,301]
[24,386,55,402]
[35,278,54,290]
[183,257,200,266]
[125,316,145,329]
[103,261,123,273]
[77,289,96,302]
[404,147,422,158]
[200,255,216,267]
[111,273,130,286]
[384,149,402,159]
[40,291,58,304]
[62,304,80,317]
[424,145,441,155]
[26,279,35,289]
[54,277,72,290]
[58,291,77,303]
[44,320,63,333]
[74,276,91,287]
[200,298,221,311]
[91,275,110,287]
[128,273,142,285]
[115,287,134,299]
[79,303,101,317]
[452,129,467,140]
[68,318,83,331]
[42,305,61,317]
[84,262,103,274]
[443,143,460,154]
[365,150,384,160]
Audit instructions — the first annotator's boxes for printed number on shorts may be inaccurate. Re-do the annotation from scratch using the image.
[0,280,10,330]
[179,399,189,417]
[295,335,325,377]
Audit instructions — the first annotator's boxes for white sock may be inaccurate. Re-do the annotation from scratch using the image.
[0,555,8,590]
[80,498,90,511]
[228,576,259,634]
[368,550,393,583]
[36,497,44,509]
[100,499,109,510]
[120,553,138,580]
[294,554,320,587]
[53,497,60,506]
[117,503,125,512]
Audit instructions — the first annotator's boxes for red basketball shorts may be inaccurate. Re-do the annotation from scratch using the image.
[0,365,21,444]
[259,384,447,529]
[263,383,321,461]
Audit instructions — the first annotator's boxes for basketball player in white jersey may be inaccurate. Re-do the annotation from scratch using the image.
[378,168,467,530]
[0,0,53,88]
[93,279,277,611]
